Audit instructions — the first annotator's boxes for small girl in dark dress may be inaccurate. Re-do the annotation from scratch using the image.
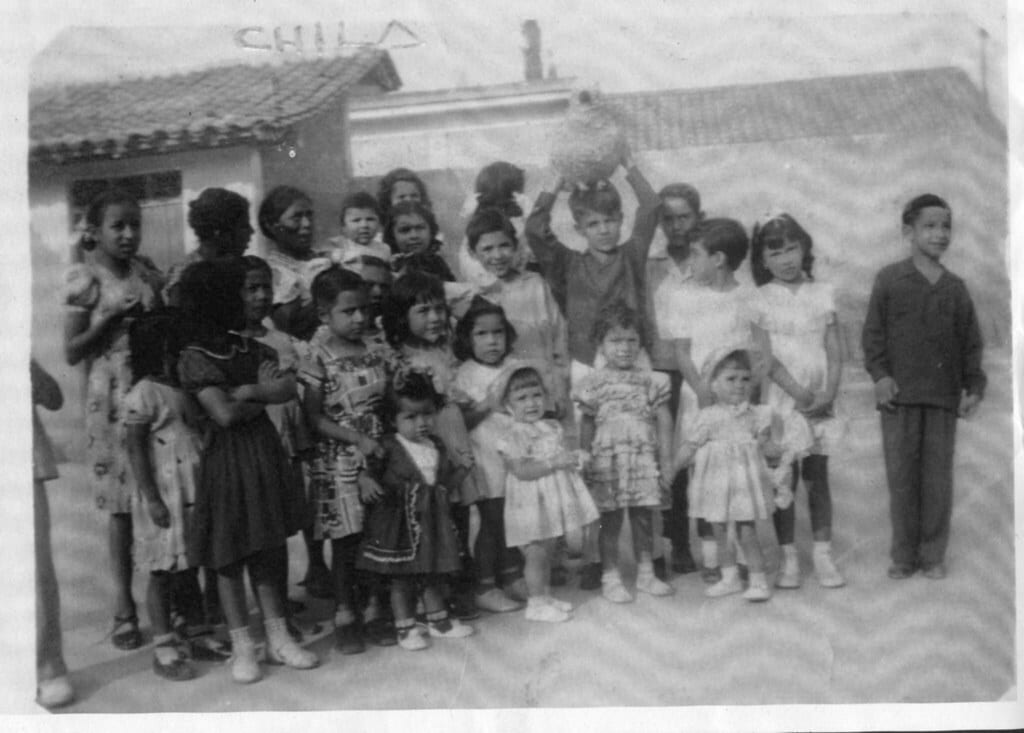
[176,260,319,683]
[357,370,475,650]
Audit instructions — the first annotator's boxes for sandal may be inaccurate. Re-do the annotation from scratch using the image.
[111,614,143,651]
[153,640,195,681]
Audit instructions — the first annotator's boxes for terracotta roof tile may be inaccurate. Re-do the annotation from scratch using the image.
[30,47,401,164]
[608,67,1003,150]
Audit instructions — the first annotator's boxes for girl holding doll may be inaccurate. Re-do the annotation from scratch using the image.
[177,260,318,683]
[357,370,475,650]
[300,266,391,654]
[749,213,845,589]
[494,364,599,622]
[453,298,528,613]
[572,301,675,604]
[675,348,812,602]
[64,189,164,651]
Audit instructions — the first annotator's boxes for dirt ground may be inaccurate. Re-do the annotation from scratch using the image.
[23,354,1019,722]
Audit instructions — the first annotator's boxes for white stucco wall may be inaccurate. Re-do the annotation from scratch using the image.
[29,145,262,457]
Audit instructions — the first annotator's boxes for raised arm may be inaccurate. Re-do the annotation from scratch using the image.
[524,171,571,283]
[622,152,660,258]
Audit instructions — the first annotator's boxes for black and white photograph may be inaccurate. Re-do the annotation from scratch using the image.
[7,0,1020,729]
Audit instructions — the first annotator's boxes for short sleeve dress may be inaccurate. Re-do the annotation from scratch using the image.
[496,419,599,547]
[748,281,845,454]
[358,434,462,576]
[453,359,514,501]
[573,368,671,511]
[124,378,202,573]
[687,402,776,523]
[298,342,389,540]
[65,258,164,513]
[178,335,302,570]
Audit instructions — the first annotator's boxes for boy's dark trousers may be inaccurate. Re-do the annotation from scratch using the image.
[879,404,957,569]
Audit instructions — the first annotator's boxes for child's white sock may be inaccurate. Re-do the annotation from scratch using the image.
[701,540,719,569]
[334,607,356,627]
[720,564,739,583]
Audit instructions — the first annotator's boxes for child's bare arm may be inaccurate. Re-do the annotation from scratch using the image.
[195,386,265,428]
[126,423,170,528]
[673,441,698,477]
[233,361,296,405]
[674,339,713,408]
[303,385,384,458]
[655,402,674,489]
[502,453,577,482]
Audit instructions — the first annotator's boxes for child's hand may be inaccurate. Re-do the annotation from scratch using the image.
[761,439,783,468]
[958,392,981,418]
[801,391,834,419]
[658,472,672,493]
[147,497,171,529]
[358,474,384,503]
[257,360,281,385]
[448,386,474,407]
[357,435,385,460]
[230,384,253,402]
[874,376,899,411]
[575,449,592,471]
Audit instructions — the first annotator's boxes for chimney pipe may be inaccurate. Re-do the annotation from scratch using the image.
[522,20,543,82]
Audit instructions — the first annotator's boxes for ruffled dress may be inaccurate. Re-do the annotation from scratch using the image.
[687,402,812,522]
[178,335,302,570]
[358,434,462,576]
[124,378,201,573]
[298,342,389,540]
[572,368,671,511]
[748,281,846,455]
[496,419,599,547]
[65,258,163,512]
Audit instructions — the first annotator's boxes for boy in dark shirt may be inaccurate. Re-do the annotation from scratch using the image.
[861,193,986,580]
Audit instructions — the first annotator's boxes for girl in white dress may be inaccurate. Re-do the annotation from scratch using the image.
[494,365,599,622]
[676,348,810,602]
[750,213,845,589]
[453,298,527,612]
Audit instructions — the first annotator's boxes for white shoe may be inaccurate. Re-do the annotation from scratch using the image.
[267,639,319,669]
[705,575,744,598]
[544,596,573,612]
[602,575,633,604]
[230,643,262,684]
[743,578,772,602]
[636,572,674,597]
[525,601,570,623]
[813,549,846,588]
[776,553,802,589]
[37,676,74,708]
[397,625,429,651]
[475,588,523,613]
[427,617,474,638]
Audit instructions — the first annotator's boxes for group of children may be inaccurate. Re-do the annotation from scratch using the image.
[48,151,985,694]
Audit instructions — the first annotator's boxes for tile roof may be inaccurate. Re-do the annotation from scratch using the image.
[30,47,401,164]
[608,67,1003,150]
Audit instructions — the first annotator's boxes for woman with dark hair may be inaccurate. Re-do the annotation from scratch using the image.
[163,187,254,306]
[257,185,327,341]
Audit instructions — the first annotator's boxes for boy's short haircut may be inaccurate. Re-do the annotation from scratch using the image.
[465,207,518,251]
[694,217,749,272]
[657,183,701,214]
[310,265,366,309]
[568,181,622,223]
[240,254,272,279]
[340,191,381,222]
[901,193,951,226]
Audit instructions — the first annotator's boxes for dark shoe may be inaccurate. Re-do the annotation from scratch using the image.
[887,563,916,579]
[111,614,143,651]
[652,557,668,582]
[448,594,480,621]
[671,548,698,575]
[579,562,603,591]
[334,622,366,655]
[286,598,307,615]
[303,566,335,600]
[363,617,398,647]
[921,562,947,580]
[700,566,722,584]
[550,565,570,587]
[153,641,196,681]
[187,635,232,662]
